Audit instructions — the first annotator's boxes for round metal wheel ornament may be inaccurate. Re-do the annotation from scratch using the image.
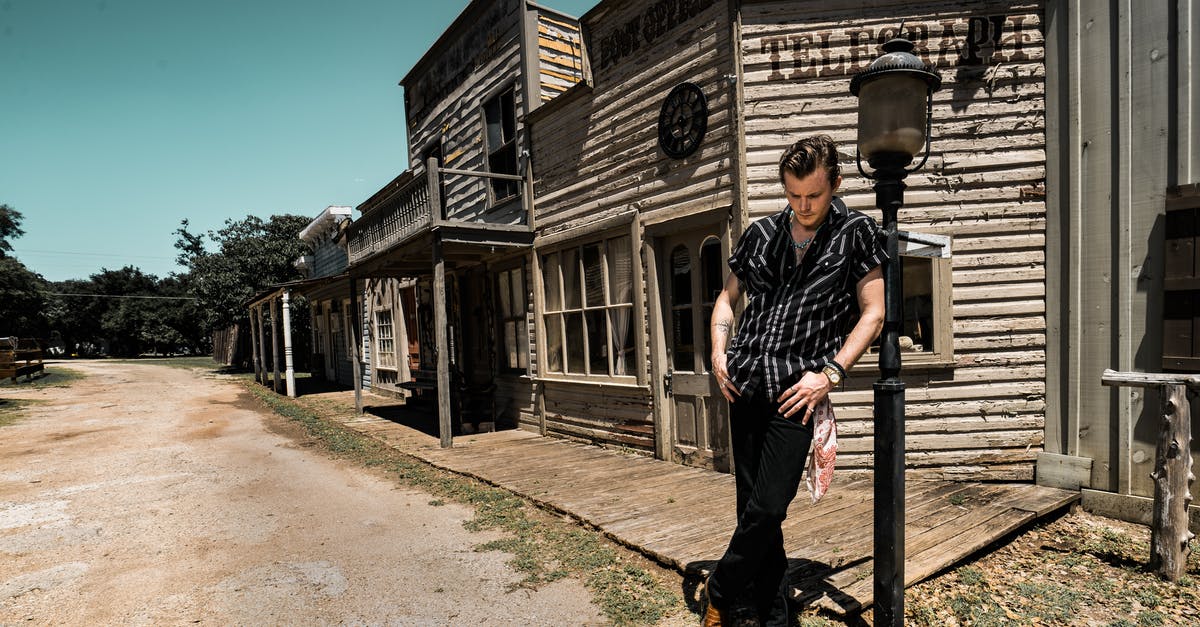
[657,82,708,159]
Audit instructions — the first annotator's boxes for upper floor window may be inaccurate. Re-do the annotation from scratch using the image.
[541,235,635,380]
[483,87,519,204]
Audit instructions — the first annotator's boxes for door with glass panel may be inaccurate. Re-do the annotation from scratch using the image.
[659,228,731,472]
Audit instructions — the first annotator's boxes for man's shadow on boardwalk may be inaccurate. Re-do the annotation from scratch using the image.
[683,558,870,626]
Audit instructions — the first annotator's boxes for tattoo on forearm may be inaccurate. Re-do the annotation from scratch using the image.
[713,318,733,336]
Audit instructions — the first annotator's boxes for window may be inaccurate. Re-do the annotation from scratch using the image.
[483,87,519,203]
[541,236,635,379]
[497,266,529,373]
[375,309,396,370]
[862,232,954,367]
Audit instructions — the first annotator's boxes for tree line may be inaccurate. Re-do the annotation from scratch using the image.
[0,203,311,359]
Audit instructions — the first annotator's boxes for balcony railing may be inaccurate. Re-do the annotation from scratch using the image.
[347,170,433,266]
[347,158,531,269]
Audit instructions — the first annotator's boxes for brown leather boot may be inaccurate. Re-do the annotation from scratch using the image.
[701,576,724,627]
[702,601,724,627]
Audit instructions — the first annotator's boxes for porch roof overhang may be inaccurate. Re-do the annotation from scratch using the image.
[244,273,352,309]
[348,221,534,279]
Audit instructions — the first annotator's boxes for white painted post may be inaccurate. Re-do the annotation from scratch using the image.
[282,289,296,398]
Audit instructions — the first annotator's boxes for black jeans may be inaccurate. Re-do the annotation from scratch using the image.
[708,391,813,626]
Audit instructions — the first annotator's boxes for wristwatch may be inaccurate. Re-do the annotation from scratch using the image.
[821,361,845,387]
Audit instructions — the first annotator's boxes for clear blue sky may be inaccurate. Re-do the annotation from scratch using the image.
[1,0,595,282]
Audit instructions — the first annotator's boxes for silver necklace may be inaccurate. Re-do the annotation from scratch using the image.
[786,209,817,252]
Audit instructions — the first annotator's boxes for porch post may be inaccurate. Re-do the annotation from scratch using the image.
[271,297,282,392]
[281,289,296,398]
[348,277,363,415]
[530,250,548,436]
[433,233,453,448]
[643,237,672,462]
[249,305,261,383]
[256,305,267,385]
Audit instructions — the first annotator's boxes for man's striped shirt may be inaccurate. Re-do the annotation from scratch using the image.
[726,197,885,399]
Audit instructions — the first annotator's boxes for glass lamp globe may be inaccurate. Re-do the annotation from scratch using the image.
[849,38,942,162]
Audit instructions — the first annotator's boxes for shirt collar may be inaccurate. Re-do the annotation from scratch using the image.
[775,195,849,232]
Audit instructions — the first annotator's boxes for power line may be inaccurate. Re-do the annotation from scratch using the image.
[14,248,176,261]
[42,292,198,301]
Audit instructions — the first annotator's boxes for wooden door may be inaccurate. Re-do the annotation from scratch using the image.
[327,302,342,381]
[401,287,420,373]
[659,228,731,472]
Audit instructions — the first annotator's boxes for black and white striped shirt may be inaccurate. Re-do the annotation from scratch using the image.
[726,197,886,399]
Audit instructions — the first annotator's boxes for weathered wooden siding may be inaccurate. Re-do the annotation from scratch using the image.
[312,241,347,279]
[403,0,526,225]
[532,0,736,232]
[741,0,1048,480]
[495,373,535,429]
[364,278,410,395]
[542,381,655,452]
[1045,0,1200,504]
[525,0,734,452]
[537,13,584,102]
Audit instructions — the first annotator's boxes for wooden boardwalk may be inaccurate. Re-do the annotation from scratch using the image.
[329,395,1078,615]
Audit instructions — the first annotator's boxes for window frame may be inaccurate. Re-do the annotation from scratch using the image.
[374,308,397,372]
[853,232,955,371]
[495,262,530,375]
[537,233,637,383]
[481,85,520,207]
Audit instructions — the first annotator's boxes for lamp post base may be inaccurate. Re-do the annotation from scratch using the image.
[874,378,906,625]
[871,150,911,627]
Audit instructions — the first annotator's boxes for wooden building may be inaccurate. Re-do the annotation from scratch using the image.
[250,205,417,400]
[345,0,585,437]
[346,0,1198,520]
[1042,0,1199,523]
[296,205,357,387]
[527,0,1046,480]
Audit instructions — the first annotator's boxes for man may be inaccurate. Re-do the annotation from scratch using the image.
[704,135,885,626]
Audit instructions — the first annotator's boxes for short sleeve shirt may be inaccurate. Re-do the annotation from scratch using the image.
[725,197,886,399]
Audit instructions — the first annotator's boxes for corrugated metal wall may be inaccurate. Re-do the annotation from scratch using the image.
[1045,0,1199,500]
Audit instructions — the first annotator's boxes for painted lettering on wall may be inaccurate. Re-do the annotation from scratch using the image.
[595,0,717,72]
[757,15,1036,81]
[407,0,518,125]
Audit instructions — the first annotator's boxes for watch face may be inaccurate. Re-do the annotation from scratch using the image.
[823,365,842,385]
[657,82,708,159]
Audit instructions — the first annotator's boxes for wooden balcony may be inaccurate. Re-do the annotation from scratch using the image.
[347,169,434,267]
[347,158,534,277]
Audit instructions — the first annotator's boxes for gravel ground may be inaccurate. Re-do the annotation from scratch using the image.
[0,361,604,625]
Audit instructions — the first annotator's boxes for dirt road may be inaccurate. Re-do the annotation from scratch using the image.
[0,361,603,625]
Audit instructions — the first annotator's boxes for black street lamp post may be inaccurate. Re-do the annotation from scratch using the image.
[849,37,941,626]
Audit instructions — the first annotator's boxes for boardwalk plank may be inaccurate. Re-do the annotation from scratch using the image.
[309,391,1079,616]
